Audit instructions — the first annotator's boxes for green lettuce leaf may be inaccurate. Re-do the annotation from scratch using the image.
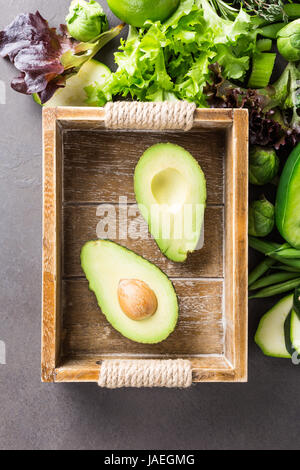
[86,0,259,107]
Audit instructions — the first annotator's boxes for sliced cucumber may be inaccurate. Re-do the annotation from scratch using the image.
[255,294,293,358]
[33,59,111,107]
[290,309,300,354]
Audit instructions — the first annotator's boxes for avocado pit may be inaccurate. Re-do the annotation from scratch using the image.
[118,279,158,321]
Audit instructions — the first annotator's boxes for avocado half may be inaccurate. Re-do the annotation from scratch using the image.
[81,240,178,344]
[134,143,207,263]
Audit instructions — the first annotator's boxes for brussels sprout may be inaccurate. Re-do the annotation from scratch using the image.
[277,19,300,62]
[249,197,275,238]
[66,0,109,42]
[249,146,279,186]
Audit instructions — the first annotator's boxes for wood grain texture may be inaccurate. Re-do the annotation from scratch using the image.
[63,129,225,205]
[63,205,224,278]
[41,106,248,384]
[54,356,233,383]
[223,109,248,381]
[42,109,62,382]
[231,109,248,381]
[61,279,224,357]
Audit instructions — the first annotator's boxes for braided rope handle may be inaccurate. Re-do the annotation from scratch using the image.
[105,101,196,131]
[98,359,193,388]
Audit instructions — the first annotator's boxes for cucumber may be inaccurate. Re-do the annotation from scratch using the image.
[291,309,300,354]
[255,294,293,358]
[33,60,111,107]
[276,143,300,249]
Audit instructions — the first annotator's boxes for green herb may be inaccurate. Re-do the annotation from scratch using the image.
[86,0,259,106]
[236,0,287,23]
[209,0,239,19]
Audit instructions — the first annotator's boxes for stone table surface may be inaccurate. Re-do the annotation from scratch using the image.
[0,0,300,451]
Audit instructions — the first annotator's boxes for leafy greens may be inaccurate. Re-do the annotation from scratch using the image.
[207,62,300,149]
[85,0,259,107]
[0,11,123,103]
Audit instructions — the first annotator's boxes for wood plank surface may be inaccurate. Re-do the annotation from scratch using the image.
[63,129,225,204]
[63,205,224,278]
[42,107,248,383]
[62,279,224,357]
[42,109,62,382]
[231,110,249,381]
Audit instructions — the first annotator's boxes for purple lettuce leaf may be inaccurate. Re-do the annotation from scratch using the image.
[0,11,77,102]
[0,11,124,104]
[206,63,300,151]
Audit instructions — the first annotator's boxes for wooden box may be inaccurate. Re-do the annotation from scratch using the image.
[42,107,248,384]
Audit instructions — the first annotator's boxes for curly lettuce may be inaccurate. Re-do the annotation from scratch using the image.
[207,62,300,149]
[86,0,260,107]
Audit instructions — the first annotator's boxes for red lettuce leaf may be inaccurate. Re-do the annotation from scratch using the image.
[0,12,124,104]
[206,63,300,151]
[0,11,77,103]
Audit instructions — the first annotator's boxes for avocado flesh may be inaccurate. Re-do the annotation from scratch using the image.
[81,240,178,344]
[134,143,207,262]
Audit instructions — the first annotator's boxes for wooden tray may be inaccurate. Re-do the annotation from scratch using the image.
[42,107,248,384]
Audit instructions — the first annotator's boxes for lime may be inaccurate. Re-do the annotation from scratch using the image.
[107,0,180,27]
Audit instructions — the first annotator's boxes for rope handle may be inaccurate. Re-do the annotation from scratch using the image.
[105,101,196,131]
[98,359,193,388]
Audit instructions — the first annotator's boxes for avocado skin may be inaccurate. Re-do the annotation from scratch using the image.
[81,240,178,344]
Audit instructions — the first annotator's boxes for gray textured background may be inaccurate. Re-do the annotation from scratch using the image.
[0,0,300,451]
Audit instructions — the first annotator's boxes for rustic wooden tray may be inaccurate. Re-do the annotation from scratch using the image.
[42,106,248,384]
